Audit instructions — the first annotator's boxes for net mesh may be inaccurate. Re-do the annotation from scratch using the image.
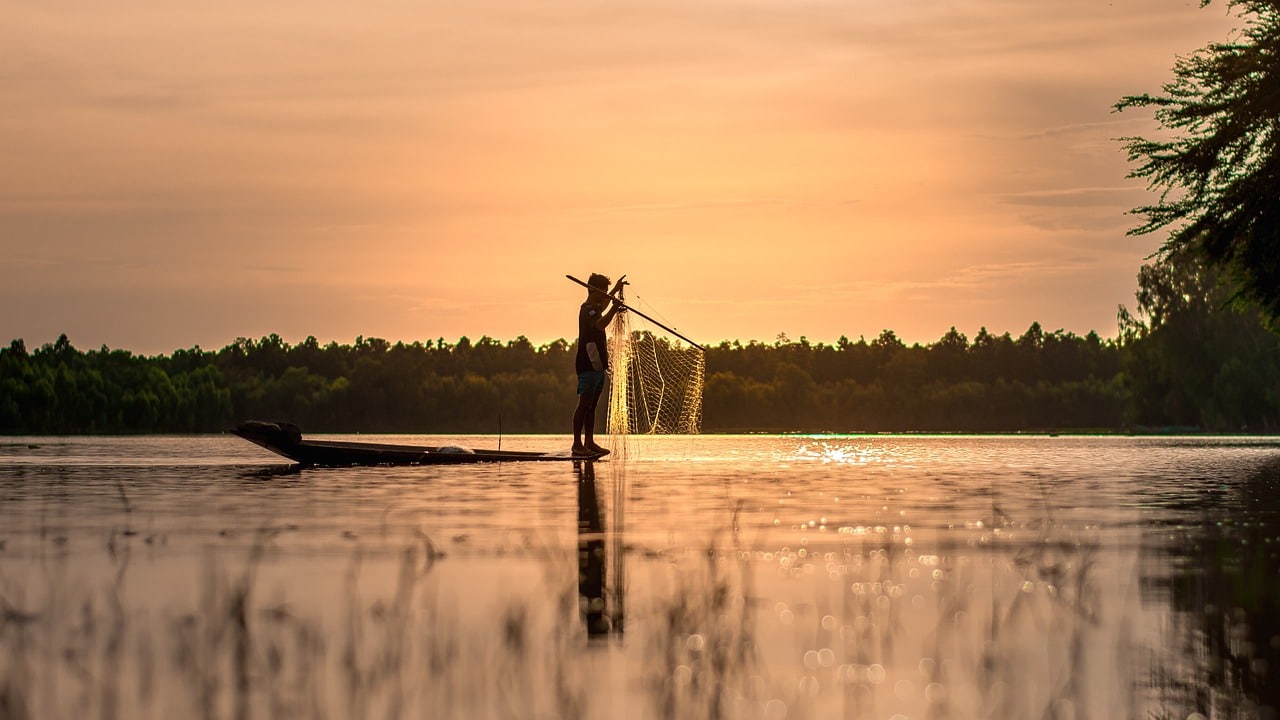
[605,290,705,441]
[599,285,703,633]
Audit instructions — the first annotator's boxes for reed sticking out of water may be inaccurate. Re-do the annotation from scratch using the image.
[0,496,1193,719]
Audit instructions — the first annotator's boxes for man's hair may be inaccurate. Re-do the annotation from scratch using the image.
[587,273,610,290]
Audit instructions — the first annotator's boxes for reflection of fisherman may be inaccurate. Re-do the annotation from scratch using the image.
[572,273,626,457]
[576,460,610,635]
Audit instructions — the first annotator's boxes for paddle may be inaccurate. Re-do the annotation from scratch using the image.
[566,275,704,351]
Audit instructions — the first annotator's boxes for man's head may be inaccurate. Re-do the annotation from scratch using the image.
[587,273,610,292]
[586,274,611,304]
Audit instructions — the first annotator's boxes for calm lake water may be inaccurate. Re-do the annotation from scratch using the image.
[2,434,1278,719]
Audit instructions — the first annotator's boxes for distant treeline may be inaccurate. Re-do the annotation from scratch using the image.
[4,255,1280,435]
[0,329,1105,434]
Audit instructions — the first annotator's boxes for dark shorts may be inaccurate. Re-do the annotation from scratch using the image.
[577,370,606,395]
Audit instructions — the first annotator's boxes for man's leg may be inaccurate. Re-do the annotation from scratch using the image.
[581,388,602,447]
[582,388,612,455]
[573,393,591,451]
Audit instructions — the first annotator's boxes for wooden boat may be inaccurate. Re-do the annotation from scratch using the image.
[231,420,593,467]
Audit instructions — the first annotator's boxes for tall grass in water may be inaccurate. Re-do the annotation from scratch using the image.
[0,494,1224,719]
[625,498,1148,720]
[0,524,593,720]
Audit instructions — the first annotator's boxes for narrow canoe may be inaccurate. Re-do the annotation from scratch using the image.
[231,420,592,467]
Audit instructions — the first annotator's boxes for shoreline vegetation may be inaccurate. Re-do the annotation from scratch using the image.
[4,314,1279,436]
[0,328,1137,436]
[6,249,1280,436]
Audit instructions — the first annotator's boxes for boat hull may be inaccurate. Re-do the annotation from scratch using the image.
[231,420,587,467]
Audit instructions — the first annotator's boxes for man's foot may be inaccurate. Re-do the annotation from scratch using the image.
[571,444,595,458]
[586,443,611,457]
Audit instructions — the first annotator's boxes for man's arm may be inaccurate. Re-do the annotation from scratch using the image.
[593,278,628,329]
[585,342,604,371]
[594,301,626,330]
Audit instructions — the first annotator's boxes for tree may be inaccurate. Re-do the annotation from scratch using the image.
[1116,1,1280,320]
[1119,247,1280,430]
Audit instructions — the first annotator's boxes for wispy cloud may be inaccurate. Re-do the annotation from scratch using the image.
[577,198,785,216]
[997,186,1144,208]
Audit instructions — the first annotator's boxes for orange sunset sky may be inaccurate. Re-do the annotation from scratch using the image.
[1,0,1244,355]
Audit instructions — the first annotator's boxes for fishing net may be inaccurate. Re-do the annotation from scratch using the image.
[600,285,704,633]
[605,288,705,441]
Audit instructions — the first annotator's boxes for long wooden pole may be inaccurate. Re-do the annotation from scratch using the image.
[566,275,705,351]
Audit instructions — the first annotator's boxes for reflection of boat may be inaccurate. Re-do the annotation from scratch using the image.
[231,420,589,467]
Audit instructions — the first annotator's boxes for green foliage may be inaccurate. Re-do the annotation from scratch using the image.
[4,261,1280,433]
[1116,0,1280,320]
[1119,248,1280,431]
[0,334,578,434]
[701,327,1124,432]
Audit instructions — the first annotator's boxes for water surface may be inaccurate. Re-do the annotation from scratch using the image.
[1,434,1277,719]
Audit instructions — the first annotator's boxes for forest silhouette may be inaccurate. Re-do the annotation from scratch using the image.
[5,255,1280,435]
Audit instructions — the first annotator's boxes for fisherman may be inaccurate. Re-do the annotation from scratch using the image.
[573,273,626,457]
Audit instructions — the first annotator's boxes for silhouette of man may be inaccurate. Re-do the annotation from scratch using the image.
[573,273,626,456]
